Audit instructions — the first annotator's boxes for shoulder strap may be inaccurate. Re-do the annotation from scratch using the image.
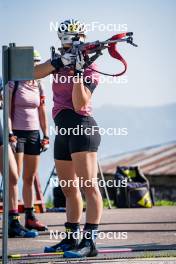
[36,80,42,95]
[107,33,127,77]
[11,81,19,119]
[12,81,19,99]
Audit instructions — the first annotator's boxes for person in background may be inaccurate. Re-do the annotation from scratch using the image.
[0,77,3,110]
[0,77,38,238]
[8,51,49,232]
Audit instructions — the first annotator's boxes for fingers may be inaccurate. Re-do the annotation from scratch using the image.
[10,140,17,153]
[40,138,50,153]
[61,53,76,66]
[76,50,85,72]
[78,50,82,62]
[9,135,17,153]
[61,48,85,71]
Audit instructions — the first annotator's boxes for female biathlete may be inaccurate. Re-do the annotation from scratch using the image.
[8,51,49,232]
[0,79,38,238]
[35,19,103,258]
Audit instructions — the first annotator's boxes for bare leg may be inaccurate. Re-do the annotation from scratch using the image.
[22,154,40,207]
[55,159,83,223]
[9,147,19,210]
[0,145,18,210]
[14,152,24,177]
[71,151,103,224]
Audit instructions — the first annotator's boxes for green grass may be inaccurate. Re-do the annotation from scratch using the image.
[155,200,176,206]
[83,199,116,209]
[45,198,115,209]
[45,196,53,209]
[103,199,116,208]
[45,197,176,209]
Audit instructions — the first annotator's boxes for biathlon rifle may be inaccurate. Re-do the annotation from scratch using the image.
[51,32,138,77]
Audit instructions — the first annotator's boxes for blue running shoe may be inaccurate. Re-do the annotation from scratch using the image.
[64,238,98,258]
[44,236,78,253]
[8,215,38,238]
[44,222,79,253]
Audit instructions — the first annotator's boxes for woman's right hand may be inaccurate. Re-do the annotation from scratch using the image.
[9,133,17,153]
[40,136,50,153]
[0,92,3,109]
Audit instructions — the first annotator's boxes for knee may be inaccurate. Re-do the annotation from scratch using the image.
[9,173,18,186]
[23,174,35,186]
[83,185,101,197]
[62,186,81,199]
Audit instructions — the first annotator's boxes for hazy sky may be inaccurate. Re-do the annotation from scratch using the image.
[1,0,176,196]
[1,0,176,110]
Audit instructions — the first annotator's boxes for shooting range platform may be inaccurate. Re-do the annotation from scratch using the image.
[0,207,176,263]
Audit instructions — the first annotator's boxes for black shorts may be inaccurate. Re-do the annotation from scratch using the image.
[0,119,3,147]
[13,130,41,155]
[54,109,101,160]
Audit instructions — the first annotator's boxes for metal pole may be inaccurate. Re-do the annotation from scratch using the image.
[2,45,9,264]
[43,166,56,196]
[98,161,112,209]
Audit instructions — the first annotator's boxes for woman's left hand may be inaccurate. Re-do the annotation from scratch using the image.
[40,136,50,153]
[75,50,85,74]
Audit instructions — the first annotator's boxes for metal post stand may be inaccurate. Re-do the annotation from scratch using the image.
[98,161,112,209]
[2,45,9,264]
[1,44,34,263]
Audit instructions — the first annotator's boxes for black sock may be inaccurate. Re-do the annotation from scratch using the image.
[8,212,20,225]
[9,212,19,217]
[64,222,80,241]
[83,223,99,241]
[65,222,80,231]
[25,207,35,220]
[84,223,98,230]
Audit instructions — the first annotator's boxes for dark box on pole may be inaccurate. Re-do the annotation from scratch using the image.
[8,46,34,81]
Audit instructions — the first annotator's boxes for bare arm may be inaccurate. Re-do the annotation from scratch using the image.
[72,78,92,111]
[38,104,49,137]
[8,89,13,133]
[34,61,55,79]
[0,92,3,109]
